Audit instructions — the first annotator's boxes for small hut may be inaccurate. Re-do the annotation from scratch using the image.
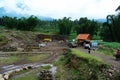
[76,34,90,46]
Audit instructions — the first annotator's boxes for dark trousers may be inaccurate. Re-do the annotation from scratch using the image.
[115,55,120,58]
[88,48,90,53]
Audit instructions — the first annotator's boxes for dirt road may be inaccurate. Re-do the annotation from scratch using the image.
[77,47,120,70]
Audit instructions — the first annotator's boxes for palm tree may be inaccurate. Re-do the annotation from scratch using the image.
[106,15,115,41]
[115,5,120,11]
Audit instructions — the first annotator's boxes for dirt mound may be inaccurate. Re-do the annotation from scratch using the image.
[0,29,37,51]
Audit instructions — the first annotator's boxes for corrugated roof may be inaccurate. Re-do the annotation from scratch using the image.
[76,34,90,40]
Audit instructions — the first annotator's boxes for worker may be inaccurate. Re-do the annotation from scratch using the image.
[115,48,120,60]
[88,44,91,54]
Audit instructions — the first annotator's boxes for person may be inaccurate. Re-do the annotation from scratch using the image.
[88,44,91,54]
[115,49,120,60]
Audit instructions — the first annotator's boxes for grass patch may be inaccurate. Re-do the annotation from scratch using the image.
[34,26,59,34]
[98,42,120,56]
[71,49,102,63]
[99,42,120,49]
[54,56,68,80]
[41,65,51,70]
[0,54,50,65]
[98,47,115,56]
[27,54,50,62]
[0,56,18,64]
[10,73,39,80]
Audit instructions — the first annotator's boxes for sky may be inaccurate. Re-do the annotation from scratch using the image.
[0,0,120,20]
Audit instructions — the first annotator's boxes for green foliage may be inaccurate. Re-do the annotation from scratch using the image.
[1,15,39,31]
[92,34,101,40]
[74,17,100,37]
[57,17,72,35]
[2,16,17,29]
[0,56,18,64]
[99,42,120,49]
[114,72,120,80]
[98,42,120,56]
[68,32,77,40]
[0,16,101,39]
[71,49,102,64]
[27,54,50,62]
[101,8,120,42]
[41,65,51,70]
[55,49,108,80]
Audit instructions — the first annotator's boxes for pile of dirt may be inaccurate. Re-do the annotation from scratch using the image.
[0,28,38,51]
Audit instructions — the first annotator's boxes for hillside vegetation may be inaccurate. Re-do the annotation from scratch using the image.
[54,49,112,80]
[98,42,120,56]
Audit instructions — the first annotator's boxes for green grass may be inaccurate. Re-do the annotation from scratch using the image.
[41,65,51,70]
[98,42,120,56]
[10,73,39,80]
[34,26,59,34]
[71,49,102,63]
[0,56,18,64]
[69,32,77,41]
[0,54,50,65]
[99,42,120,49]
[54,56,68,80]
[27,54,50,62]
[98,47,115,56]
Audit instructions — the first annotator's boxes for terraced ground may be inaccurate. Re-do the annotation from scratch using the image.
[76,47,120,70]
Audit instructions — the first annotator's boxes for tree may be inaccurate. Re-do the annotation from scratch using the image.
[0,17,3,26]
[74,17,99,37]
[57,17,72,35]
[101,5,120,42]
[17,17,27,30]
[26,15,38,31]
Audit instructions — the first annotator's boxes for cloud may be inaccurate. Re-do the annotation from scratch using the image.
[0,0,120,19]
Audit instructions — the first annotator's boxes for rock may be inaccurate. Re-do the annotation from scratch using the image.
[109,73,112,77]
[0,78,4,80]
[108,69,114,73]
[0,74,3,78]
[3,73,10,80]
[27,66,33,69]
[0,74,4,80]
[15,69,21,72]
[20,68,23,70]
[7,70,15,74]
[23,66,28,70]
[17,48,24,52]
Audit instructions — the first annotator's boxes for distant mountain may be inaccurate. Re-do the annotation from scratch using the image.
[0,7,53,21]
[95,19,107,23]
[38,16,54,21]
